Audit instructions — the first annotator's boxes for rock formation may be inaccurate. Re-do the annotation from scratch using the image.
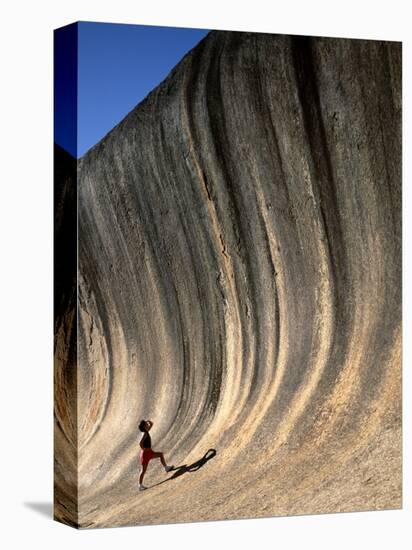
[54,30,402,528]
[54,144,78,525]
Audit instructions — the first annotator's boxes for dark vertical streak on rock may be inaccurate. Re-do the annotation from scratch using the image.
[290,37,345,379]
[53,144,78,526]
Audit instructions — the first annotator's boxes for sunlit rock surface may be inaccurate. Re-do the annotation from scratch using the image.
[54,30,402,528]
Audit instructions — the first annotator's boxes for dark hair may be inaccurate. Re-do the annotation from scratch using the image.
[139,420,147,432]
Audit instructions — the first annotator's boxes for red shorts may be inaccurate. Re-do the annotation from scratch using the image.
[140,448,155,466]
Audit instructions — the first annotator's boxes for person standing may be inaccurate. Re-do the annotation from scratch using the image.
[138,419,174,491]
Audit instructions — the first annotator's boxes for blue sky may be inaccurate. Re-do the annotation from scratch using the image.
[54,22,210,158]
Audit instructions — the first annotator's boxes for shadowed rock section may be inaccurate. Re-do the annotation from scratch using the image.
[54,30,401,528]
[54,145,78,526]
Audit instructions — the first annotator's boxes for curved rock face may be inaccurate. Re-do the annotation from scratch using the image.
[55,30,401,528]
[54,144,78,526]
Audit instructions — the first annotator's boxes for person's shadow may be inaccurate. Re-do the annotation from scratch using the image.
[150,448,217,488]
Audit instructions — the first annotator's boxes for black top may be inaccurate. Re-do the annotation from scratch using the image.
[141,431,152,449]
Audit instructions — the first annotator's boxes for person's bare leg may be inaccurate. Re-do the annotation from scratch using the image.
[139,463,148,488]
[152,451,167,467]
[152,451,173,471]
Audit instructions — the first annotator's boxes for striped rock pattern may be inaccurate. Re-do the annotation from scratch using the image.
[54,31,402,528]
